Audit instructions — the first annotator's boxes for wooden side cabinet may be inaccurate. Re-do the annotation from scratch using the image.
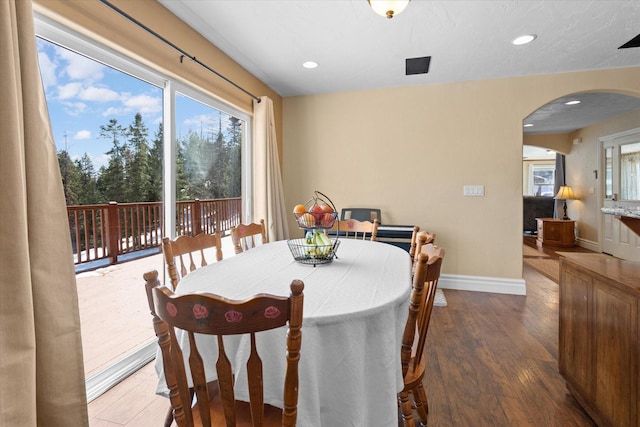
[559,253,640,427]
[536,218,575,247]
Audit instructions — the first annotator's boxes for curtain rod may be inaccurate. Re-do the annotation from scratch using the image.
[99,0,261,103]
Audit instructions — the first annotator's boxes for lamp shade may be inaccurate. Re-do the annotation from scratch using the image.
[554,185,577,200]
[368,0,410,19]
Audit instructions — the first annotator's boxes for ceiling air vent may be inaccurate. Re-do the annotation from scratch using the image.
[619,34,640,49]
[406,56,431,75]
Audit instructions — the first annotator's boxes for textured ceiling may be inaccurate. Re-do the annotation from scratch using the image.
[524,92,640,134]
[157,0,640,134]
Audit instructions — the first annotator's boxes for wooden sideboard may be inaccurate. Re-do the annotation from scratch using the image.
[559,253,640,427]
[536,218,575,247]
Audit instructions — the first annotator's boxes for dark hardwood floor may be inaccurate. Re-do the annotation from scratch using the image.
[88,238,597,426]
[420,238,596,426]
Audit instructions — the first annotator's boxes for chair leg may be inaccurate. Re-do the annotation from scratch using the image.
[165,385,198,427]
[398,391,417,427]
[411,384,429,425]
[163,405,174,427]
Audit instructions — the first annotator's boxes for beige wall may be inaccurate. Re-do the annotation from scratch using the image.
[283,70,640,282]
[523,133,573,155]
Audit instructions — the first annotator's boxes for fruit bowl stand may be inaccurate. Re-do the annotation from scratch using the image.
[288,191,340,266]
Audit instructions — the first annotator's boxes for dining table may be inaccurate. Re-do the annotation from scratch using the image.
[155,237,412,427]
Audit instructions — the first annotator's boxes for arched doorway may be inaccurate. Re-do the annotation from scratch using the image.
[522,91,640,261]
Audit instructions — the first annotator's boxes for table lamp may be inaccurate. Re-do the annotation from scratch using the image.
[554,185,577,220]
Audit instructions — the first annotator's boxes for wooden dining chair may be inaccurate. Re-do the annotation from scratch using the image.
[162,232,223,291]
[411,230,436,272]
[408,226,421,260]
[144,270,305,427]
[231,219,267,254]
[330,218,379,241]
[398,243,445,427]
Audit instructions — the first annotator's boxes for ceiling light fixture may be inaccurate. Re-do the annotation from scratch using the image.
[303,61,318,69]
[368,0,410,19]
[524,123,534,128]
[565,100,581,105]
[512,34,537,45]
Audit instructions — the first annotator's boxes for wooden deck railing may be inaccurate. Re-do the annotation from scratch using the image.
[67,198,242,266]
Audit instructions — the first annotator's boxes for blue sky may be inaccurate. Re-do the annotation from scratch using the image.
[36,37,233,171]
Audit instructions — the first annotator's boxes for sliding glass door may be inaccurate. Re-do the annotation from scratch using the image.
[35,14,250,401]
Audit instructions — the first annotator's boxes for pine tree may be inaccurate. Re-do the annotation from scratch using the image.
[148,123,163,202]
[126,113,151,201]
[97,118,127,202]
[227,116,242,198]
[207,114,228,198]
[58,150,81,205]
[182,129,211,199]
[75,153,100,204]
[176,137,189,201]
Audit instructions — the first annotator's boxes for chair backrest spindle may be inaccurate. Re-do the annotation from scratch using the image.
[330,218,379,241]
[162,233,223,291]
[231,219,267,254]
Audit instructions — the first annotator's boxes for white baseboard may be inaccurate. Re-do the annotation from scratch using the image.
[439,273,527,296]
[576,237,599,252]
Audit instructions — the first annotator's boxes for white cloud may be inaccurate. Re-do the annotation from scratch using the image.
[37,51,57,90]
[58,82,83,100]
[183,113,223,127]
[78,86,120,102]
[102,106,127,117]
[182,112,232,134]
[90,153,110,171]
[74,130,92,140]
[62,102,88,117]
[98,93,162,118]
[58,48,105,81]
[123,94,162,114]
[72,152,109,171]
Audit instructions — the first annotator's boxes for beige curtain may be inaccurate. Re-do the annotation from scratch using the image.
[0,1,88,425]
[252,96,290,241]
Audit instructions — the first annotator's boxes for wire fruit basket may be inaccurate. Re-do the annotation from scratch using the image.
[292,190,338,229]
[287,238,340,266]
[289,190,340,265]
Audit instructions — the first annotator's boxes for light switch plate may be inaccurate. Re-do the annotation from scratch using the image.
[463,185,485,196]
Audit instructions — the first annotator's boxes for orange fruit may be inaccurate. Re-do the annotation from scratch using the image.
[293,204,306,218]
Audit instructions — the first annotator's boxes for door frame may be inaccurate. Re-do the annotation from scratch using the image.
[598,127,640,259]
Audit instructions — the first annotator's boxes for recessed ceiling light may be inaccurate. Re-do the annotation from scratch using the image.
[512,34,537,46]
[524,123,534,128]
[303,61,318,69]
[565,100,581,105]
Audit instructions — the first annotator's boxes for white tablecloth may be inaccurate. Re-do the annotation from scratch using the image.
[156,238,411,427]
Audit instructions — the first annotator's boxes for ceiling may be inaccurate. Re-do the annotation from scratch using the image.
[157,0,640,134]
